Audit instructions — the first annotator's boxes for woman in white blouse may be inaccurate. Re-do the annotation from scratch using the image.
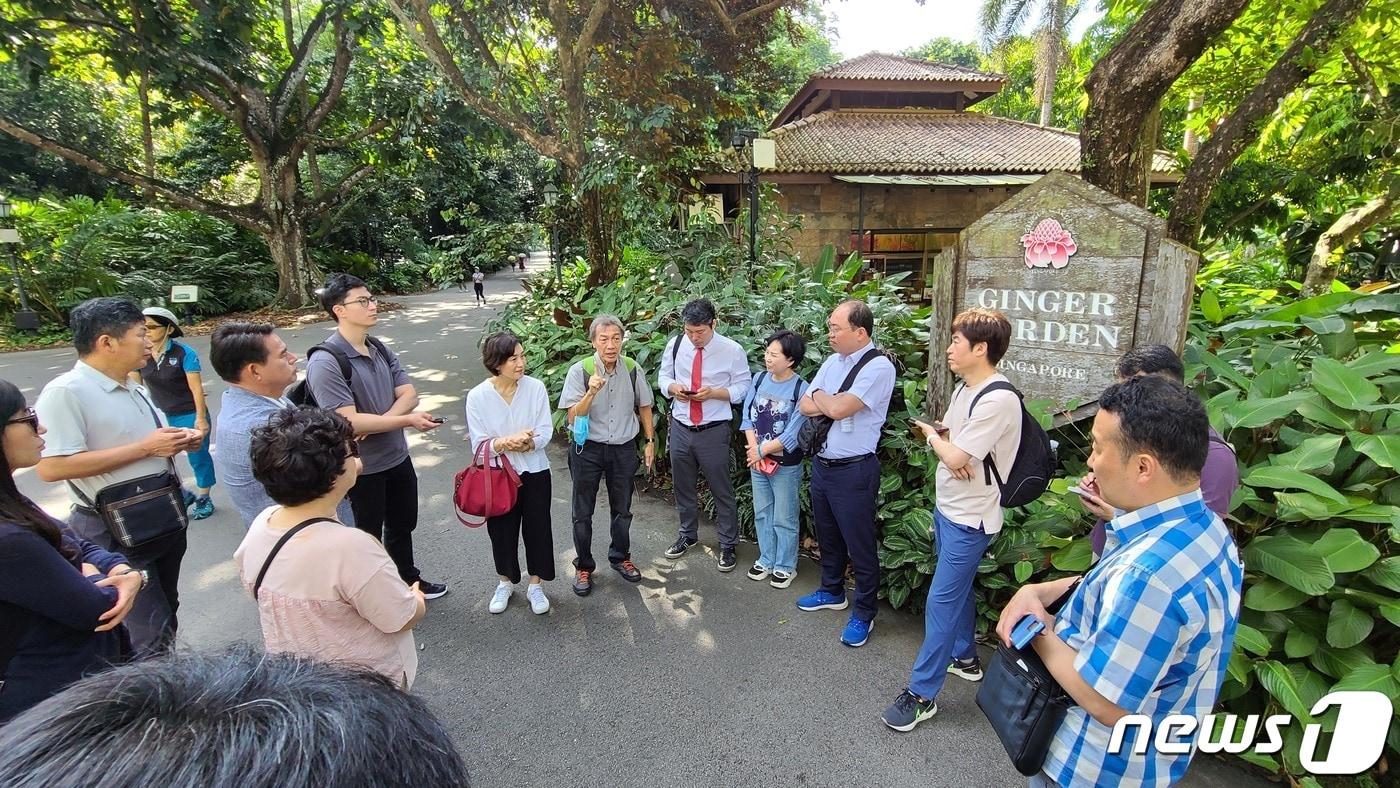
[465,331,556,614]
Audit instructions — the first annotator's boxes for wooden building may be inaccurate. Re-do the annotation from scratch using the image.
[700,53,1179,301]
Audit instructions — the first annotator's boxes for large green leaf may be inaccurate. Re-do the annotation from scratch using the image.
[1348,432,1400,470]
[1347,350,1400,377]
[1242,578,1310,611]
[1224,391,1311,429]
[1331,663,1400,704]
[1311,644,1376,679]
[1242,536,1335,595]
[1243,465,1348,504]
[1254,660,1314,723]
[1233,623,1271,656]
[1197,350,1251,390]
[1295,394,1356,430]
[1311,356,1382,410]
[1199,289,1222,323]
[1325,599,1373,649]
[1051,539,1092,572]
[1311,528,1380,574]
[1362,556,1400,593]
[1272,434,1344,471]
[1285,627,1319,659]
[1337,503,1400,525]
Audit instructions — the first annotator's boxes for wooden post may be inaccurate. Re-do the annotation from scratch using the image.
[927,246,957,418]
[1142,238,1199,353]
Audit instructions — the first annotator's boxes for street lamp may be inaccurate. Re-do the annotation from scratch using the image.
[730,130,759,277]
[542,183,560,283]
[0,195,39,331]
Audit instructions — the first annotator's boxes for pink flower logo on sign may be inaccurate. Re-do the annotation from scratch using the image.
[1021,218,1077,269]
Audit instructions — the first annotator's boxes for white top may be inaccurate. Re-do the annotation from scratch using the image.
[35,361,171,504]
[656,331,752,426]
[465,376,553,473]
[934,374,1023,534]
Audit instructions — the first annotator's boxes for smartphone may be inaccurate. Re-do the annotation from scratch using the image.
[680,389,699,397]
[1011,614,1046,650]
[428,416,446,424]
[1067,485,1093,499]
[757,457,779,475]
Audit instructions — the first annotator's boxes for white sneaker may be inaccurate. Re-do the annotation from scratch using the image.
[488,582,512,614]
[526,583,550,615]
[769,569,795,589]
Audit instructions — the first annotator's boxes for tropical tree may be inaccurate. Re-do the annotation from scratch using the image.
[979,0,1082,126]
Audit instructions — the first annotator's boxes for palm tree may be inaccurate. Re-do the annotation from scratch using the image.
[980,0,1083,127]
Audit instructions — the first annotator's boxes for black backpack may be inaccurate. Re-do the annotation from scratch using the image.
[286,335,390,408]
[966,381,1055,508]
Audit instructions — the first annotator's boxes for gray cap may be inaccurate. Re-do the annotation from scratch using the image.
[142,306,184,338]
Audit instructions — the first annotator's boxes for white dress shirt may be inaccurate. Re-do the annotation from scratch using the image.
[465,376,553,473]
[656,331,752,426]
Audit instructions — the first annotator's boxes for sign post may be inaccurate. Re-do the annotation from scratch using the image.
[170,285,200,324]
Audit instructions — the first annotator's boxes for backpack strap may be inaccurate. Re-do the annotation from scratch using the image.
[253,516,337,600]
[749,371,769,421]
[967,381,1022,487]
[836,347,884,394]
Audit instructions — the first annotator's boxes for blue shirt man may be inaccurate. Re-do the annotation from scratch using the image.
[794,300,895,648]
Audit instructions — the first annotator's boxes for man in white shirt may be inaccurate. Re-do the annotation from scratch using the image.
[35,297,204,657]
[883,307,1022,731]
[657,298,751,572]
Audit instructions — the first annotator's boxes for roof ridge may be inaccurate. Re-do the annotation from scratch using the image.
[814,50,1004,82]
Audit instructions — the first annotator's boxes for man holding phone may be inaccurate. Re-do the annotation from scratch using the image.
[883,307,1021,732]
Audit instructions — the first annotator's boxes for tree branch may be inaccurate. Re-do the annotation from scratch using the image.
[301,14,355,136]
[300,164,375,219]
[313,118,393,150]
[272,1,337,128]
[0,115,266,234]
[574,0,612,59]
[1302,174,1400,295]
[1166,0,1369,243]
[703,0,791,36]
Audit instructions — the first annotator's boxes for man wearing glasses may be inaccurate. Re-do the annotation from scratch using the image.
[306,274,448,600]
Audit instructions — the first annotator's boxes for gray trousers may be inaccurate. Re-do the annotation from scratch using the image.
[68,508,186,659]
[668,419,738,548]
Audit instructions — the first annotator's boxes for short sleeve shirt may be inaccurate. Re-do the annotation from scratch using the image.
[305,332,411,474]
[557,355,654,444]
[934,374,1022,534]
[139,339,201,415]
[806,342,895,459]
[36,361,171,505]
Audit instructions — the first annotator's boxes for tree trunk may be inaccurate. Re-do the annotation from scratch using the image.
[1035,0,1065,127]
[1183,95,1203,155]
[1301,179,1400,296]
[263,159,318,307]
[582,185,620,288]
[138,70,155,197]
[1166,0,1367,244]
[1080,0,1250,205]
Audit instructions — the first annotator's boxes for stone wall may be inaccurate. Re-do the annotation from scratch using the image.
[772,183,1025,262]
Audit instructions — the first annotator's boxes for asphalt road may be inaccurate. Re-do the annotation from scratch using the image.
[1,253,1266,788]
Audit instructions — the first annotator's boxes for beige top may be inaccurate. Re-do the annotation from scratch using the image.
[235,507,419,688]
[935,374,1023,534]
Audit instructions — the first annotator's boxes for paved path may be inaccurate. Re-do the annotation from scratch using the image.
[2,252,1265,787]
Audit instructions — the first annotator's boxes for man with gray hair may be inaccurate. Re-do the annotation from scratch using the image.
[558,313,656,595]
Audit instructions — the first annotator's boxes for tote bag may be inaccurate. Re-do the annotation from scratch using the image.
[453,440,522,527]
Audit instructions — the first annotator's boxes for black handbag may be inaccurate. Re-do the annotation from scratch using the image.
[975,581,1081,776]
[69,391,189,550]
[796,348,885,457]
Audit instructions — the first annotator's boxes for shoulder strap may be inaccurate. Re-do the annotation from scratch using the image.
[253,517,336,600]
[307,344,354,385]
[791,376,802,408]
[967,380,1020,416]
[365,335,390,360]
[670,334,682,365]
[836,348,883,394]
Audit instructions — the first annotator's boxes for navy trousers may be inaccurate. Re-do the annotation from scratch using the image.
[809,454,881,622]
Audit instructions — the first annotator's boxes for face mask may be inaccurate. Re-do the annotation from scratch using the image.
[572,415,590,446]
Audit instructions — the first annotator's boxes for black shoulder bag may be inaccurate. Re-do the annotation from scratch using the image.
[69,390,188,550]
[796,348,884,457]
[975,580,1082,776]
[253,517,336,600]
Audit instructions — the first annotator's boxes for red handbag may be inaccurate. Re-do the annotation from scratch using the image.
[453,439,522,527]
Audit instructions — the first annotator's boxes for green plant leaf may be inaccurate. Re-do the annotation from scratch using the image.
[1311,644,1376,679]
[1013,560,1033,583]
[1254,660,1314,723]
[1295,394,1356,430]
[1272,434,1344,471]
[1242,536,1335,595]
[1337,504,1400,525]
[1224,392,1311,429]
[1347,350,1400,377]
[1243,578,1311,611]
[1200,288,1222,323]
[1311,356,1382,410]
[1330,663,1400,704]
[1244,465,1348,504]
[1197,350,1251,390]
[1285,627,1319,659]
[1325,599,1373,649]
[1363,557,1400,593]
[1051,539,1092,572]
[1234,623,1271,656]
[1348,432,1400,470]
[1312,528,1380,574]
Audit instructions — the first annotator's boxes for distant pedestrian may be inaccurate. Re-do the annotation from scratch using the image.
[132,307,217,520]
[740,329,809,589]
[472,268,486,306]
[465,331,556,615]
[518,252,527,272]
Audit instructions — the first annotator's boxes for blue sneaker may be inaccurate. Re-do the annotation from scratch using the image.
[191,495,215,520]
[796,589,849,612]
[181,488,196,508]
[841,615,874,647]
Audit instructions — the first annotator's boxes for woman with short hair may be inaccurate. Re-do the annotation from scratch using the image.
[741,329,809,589]
[133,307,217,519]
[465,331,555,615]
[234,406,425,689]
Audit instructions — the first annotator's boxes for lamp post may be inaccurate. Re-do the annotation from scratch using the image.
[730,130,759,278]
[542,183,560,283]
[0,195,38,331]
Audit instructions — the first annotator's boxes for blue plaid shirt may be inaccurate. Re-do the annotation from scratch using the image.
[1044,490,1243,787]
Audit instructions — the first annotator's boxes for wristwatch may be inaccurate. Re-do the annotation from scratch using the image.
[122,567,150,590]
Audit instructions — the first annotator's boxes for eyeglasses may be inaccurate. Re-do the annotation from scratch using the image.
[345,439,361,458]
[6,408,39,432]
[144,323,165,331]
[340,296,378,309]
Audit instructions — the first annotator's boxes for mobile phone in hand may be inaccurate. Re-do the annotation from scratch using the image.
[428,416,446,424]
[1011,614,1046,649]
[1067,485,1093,499]
[757,457,779,475]
[680,389,699,397]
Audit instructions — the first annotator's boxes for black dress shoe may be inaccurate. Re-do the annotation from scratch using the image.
[612,560,642,583]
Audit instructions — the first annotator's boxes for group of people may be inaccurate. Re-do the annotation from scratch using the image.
[0,269,1245,787]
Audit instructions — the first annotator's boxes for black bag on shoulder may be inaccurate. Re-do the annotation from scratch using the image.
[976,581,1081,776]
[69,391,188,549]
[967,381,1055,508]
[286,336,389,407]
[796,348,884,457]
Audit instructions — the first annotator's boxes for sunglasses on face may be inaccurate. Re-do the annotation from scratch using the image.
[6,408,39,432]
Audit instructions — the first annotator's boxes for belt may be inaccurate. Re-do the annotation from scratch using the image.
[815,453,874,468]
[670,417,727,433]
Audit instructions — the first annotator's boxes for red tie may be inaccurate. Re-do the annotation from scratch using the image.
[689,345,704,425]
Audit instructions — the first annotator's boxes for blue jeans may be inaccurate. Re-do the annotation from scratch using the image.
[166,411,216,491]
[751,463,801,573]
[908,508,994,700]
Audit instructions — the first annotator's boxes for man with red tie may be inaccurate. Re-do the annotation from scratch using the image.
[657,298,752,572]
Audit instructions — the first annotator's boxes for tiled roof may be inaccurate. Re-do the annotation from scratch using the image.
[762,110,1178,175]
[813,52,1004,84]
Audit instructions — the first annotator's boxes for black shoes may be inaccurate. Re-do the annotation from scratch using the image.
[664,536,698,559]
[613,560,643,583]
[417,579,449,600]
[717,547,737,573]
[573,569,593,596]
[947,656,984,682]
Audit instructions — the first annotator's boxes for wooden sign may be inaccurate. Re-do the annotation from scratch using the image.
[929,172,1199,420]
